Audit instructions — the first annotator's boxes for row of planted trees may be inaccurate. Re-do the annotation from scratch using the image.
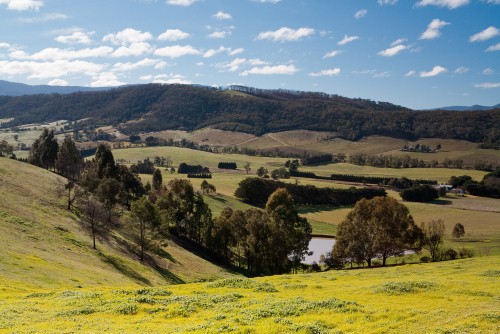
[26,130,312,275]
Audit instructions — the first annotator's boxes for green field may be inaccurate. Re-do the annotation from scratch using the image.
[0,256,498,333]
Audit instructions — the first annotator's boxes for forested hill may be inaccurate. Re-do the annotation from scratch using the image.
[1,83,499,143]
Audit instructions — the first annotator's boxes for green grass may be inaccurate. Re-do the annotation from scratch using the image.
[0,256,497,333]
[0,158,235,290]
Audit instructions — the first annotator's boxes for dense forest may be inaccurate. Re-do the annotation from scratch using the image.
[1,84,499,142]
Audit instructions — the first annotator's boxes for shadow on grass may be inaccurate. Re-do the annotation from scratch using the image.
[143,253,185,284]
[298,205,353,214]
[97,251,152,286]
[430,199,453,205]
[208,195,228,204]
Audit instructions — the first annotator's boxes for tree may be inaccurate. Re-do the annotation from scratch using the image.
[265,188,312,274]
[130,196,160,261]
[94,144,117,179]
[96,177,122,223]
[400,185,438,202]
[421,219,445,262]
[78,192,107,249]
[452,223,465,239]
[0,140,13,157]
[29,129,59,170]
[256,167,268,178]
[243,162,251,175]
[55,136,83,180]
[332,196,423,267]
[152,168,163,191]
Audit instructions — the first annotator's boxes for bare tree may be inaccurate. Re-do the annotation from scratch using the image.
[421,219,445,262]
[78,193,108,249]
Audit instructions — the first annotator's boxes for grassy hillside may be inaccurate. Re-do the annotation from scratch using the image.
[0,256,498,333]
[0,158,234,291]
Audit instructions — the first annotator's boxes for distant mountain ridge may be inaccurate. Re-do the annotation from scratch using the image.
[431,103,500,111]
[0,80,112,96]
[0,82,499,143]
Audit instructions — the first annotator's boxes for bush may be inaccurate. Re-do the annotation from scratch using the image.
[420,256,431,263]
[442,248,458,260]
[400,185,439,202]
[458,248,474,258]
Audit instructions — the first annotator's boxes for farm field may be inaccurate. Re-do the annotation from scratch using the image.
[0,255,498,333]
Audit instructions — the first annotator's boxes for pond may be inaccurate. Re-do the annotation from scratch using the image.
[303,237,336,264]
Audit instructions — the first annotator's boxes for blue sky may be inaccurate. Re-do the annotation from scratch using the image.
[0,0,499,109]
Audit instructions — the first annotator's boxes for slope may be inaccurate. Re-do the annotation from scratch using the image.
[0,158,234,291]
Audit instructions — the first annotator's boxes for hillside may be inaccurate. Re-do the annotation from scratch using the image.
[0,158,234,290]
[1,83,499,143]
[0,79,110,96]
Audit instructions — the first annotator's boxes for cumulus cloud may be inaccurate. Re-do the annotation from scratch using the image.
[208,30,232,39]
[469,26,499,42]
[55,31,94,45]
[378,44,409,56]
[165,0,198,6]
[309,68,341,77]
[338,35,359,45]
[154,45,200,58]
[112,58,167,72]
[416,0,470,9]
[90,72,125,87]
[391,38,408,46]
[420,65,447,77]
[103,28,153,45]
[486,43,500,51]
[9,46,114,61]
[151,73,191,84]
[48,79,68,86]
[378,0,398,5]
[213,11,232,20]
[158,29,190,41]
[0,59,104,79]
[482,67,494,75]
[0,0,43,11]
[420,19,450,40]
[405,70,417,77]
[241,64,297,76]
[354,9,367,19]
[323,50,342,58]
[474,82,500,88]
[455,66,469,74]
[257,27,315,42]
[112,42,152,57]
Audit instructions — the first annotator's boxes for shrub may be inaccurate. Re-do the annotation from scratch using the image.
[442,248,458,260]
[420,256,431,263]
[458,248,474,258]
[400,185,439,202]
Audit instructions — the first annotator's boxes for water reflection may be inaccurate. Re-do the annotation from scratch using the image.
[303,237,336,264]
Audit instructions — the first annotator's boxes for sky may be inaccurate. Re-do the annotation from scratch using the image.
[0,0,499,109]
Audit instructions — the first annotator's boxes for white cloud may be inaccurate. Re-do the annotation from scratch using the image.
[391,38,407,46]
[420,65,447,77]
[352,69,376,75]
[203,47,242,58]
[0,59,104,79]
[323,50,342,58]
[151,73,191,84]
[55,31,94,45]
[90,72,125,87]
[338,35,359,45]
[219,58,247,72]
[469,26,499,42]
[0,0,43,11]
[374,71,392,78]
[486,43,500,51]
[17,13,68,23]
[112,58,167,72]
[154,45,200,58]
[405,70,417,77]
[416,0,470,9]
[48,79,69,86]
[354,9,367,19]
[103,28,153,45]
[241,64,297,76]
[483,67,494,75]
[228,48,244,56]
[214,11,231,20]
[378,44,409,56]
[208,30,232,39]
[474,82,500,88]
[112,42,152,57]
[165,0,198,6]
[257,27,315,42]
[455,66,469,74]
[420,19,450,40]
[309,68,341,77]
[158,29,190,41]
[378,0,398,5]
[9,46,114,61]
